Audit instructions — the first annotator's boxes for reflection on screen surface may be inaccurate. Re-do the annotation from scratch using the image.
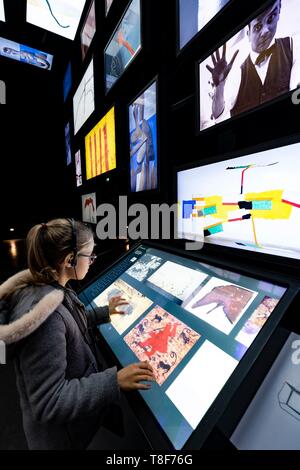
[177,141,300,260]
[80,244,286,449]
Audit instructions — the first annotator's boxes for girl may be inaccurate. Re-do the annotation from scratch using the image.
[0,218,155,450]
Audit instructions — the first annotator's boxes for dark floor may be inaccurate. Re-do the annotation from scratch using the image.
[0,237,150,450]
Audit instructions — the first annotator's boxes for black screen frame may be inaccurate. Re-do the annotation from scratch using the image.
[196,0,297,136]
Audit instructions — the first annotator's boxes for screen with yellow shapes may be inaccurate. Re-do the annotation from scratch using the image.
[85,107,116,179]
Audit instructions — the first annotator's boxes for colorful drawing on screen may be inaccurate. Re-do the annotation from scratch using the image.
[105,0,141,92]
[94,279,153,335]
[124,306,200,385]
[178,144,300,259]
[183,277,257,334]
[236,296,279,347]
[75,150,82,187]
[129,81,158,192]
[199,0,300,131]
[0,37,53,69]
[65,122,71,166]
[27,0,86,40]
[148,261,208,301]
[73,59,95,135]
[82,192,97,224]
[85,107,116,179]
[81,0,96,60]
[126,254,163,282]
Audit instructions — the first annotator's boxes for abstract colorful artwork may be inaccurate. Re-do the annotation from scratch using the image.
[124,306,200,385]
[178,143,300,259]
[148,261,207,301]
[183,277,257,334]
[105,0,141,92]
[85,107,116,179]
[126,253,163,282]
[81,0,96,60]
[65,122,71,166]
[94,279,153,335]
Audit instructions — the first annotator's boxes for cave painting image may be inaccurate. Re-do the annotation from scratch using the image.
[236,296,279,347]
[124,306,200,385]
[183,277,257,334]
[93,279,153,335]
[178,143,300,259]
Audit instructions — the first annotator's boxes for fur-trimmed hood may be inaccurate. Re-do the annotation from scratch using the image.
[0,270,64,345]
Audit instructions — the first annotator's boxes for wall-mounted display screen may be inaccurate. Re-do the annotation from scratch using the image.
[129,80,158,192]
[231,332,300,449]
[177,141,300,260]
[105,0,114,16]
[75,149,83,186]
[179,0,230,50]
[65,122,72,166]
[82,192,97,224]
[104,0,141,93]
[73,58,95,135]
[81,0,96,60]
[85,107,116,179]
[63,61,72,101]
[0,37,53,70]
[80,243,287,449]
[0,1,5,22]
[199,0,300,131]
[26,0,86,40]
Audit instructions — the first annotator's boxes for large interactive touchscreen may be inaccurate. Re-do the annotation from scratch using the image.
[80,244,287,449]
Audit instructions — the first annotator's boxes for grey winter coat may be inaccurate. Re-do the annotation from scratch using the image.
[0,270,121,450]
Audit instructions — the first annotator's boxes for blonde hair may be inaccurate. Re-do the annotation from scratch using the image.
[26,218,93,284]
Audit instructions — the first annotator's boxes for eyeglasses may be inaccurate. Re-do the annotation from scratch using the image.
[78,253,97,265]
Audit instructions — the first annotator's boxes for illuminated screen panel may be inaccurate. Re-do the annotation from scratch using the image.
[80,244,287,449]
[129,80,158,192]
[177,141,300,260]
[80,0,96,60]
[0,1,5,22]
[73,59,95,135]
[179,0,230,50]
[104,0,141,93]
[82,192,97,224]
[231,332,300,449]
[65,122,71,166]
[85,107,116,179]
[75,149,83,187]
[199,0,300,131]
[0,37,53,70]
[63,62,72,101]
[26,0,87,40]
